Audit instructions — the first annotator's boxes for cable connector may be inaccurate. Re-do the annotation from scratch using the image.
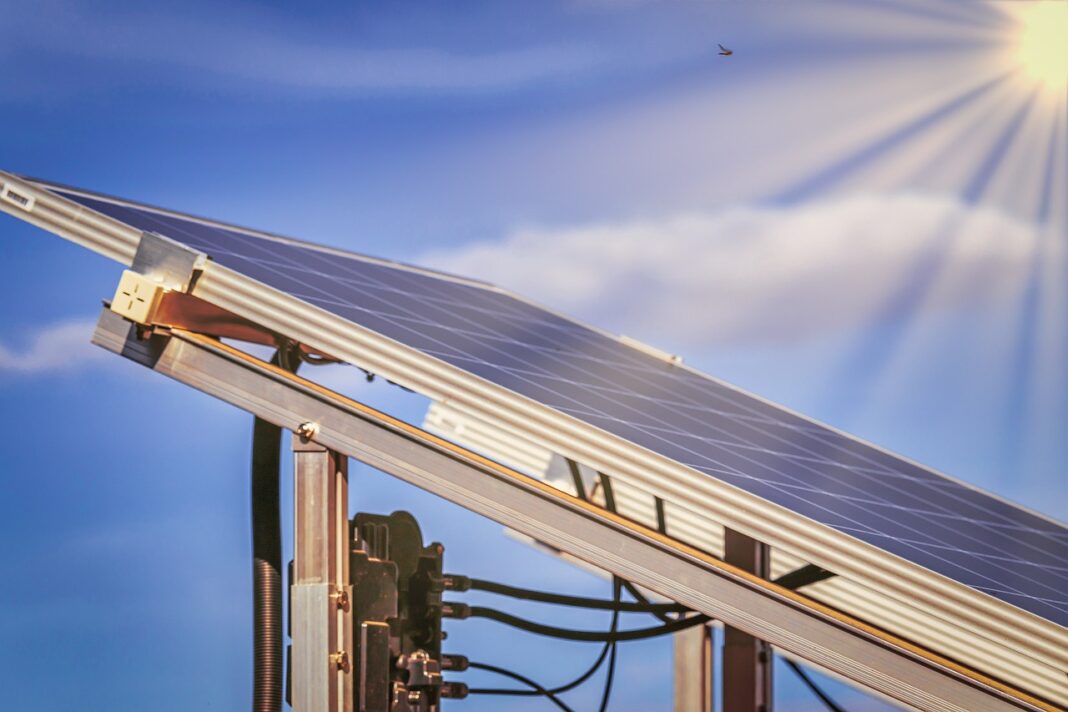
[440,681,469,699]
[441,653,469,672]
[441,602,470,619]
[442,574,471,592]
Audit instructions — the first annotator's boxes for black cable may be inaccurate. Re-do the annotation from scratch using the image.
[598,577,622,712]
[250,343,299,712]
[784,658,847,712]
[621,580,676,624]
[455,604,709,642]
[468,574,624,699]
[467,662,574,712]
[597,473,676,626]
[464,578,686,614]
[592,480,622,711]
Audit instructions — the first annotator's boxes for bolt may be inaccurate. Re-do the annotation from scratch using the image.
[329,650,349,671]
[297,421,320,441]
[331,590,349,610]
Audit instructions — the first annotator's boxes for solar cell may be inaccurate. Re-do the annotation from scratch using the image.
[52,187,1068,628]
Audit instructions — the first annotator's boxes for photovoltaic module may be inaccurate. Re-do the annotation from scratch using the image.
[49,185,1068,629]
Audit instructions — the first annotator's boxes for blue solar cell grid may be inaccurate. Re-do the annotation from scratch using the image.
[59,188,1068,627]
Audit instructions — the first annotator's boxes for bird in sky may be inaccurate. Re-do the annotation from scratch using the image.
[718,43,733,56]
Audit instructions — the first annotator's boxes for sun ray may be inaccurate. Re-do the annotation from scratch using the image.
[961,89,1040,202]
[854,70,1023,193]
[1034,99,1064,225]
[905,78,1034,202]
[772,70,1014,202]
[868,0,1009,35]
[982,89,1063,223]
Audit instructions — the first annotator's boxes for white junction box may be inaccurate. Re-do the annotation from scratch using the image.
[110,269,168,325]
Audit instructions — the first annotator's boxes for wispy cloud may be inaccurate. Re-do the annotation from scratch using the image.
[422,193,1060,351]
[2,1,608,96]
[0,319,106,374]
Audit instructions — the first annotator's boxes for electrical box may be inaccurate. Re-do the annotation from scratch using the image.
[110,269,168,325]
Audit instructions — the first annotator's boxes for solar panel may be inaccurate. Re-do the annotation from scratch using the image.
[51,186,1068,630]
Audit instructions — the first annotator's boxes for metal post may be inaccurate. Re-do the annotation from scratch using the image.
[674,620,713,711]
[723,528,773,712]
[292,431,354,712]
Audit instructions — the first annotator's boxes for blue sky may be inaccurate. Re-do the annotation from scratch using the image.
[0,1,1064,710]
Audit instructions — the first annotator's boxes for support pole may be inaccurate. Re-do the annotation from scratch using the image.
[674,620,714,711]
[291,432,354,712]
[723,528,773,712]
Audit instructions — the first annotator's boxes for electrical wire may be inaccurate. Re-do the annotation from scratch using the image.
[459,464,844,710]
[467,575,623,700]
[784,658,848,712]
[598,577,622,712]
[453,604,710,642]
[466,662,574,712]
[463,578,686,614]
[250,343,302,712]
[620,580,676,624]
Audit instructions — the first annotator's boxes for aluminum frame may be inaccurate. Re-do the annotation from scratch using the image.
[292,437,354,712]
[87,307,1054,712]
[673,624,713,712]
[1,171,1065,706]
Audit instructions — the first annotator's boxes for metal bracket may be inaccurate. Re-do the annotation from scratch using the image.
[130,231,207,291]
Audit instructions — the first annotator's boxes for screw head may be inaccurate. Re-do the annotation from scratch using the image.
[297,421,320,441]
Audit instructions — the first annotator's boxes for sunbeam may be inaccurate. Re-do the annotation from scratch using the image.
[986,92,1063,223]
[772,70,1014,203]
[962,89,1040,202]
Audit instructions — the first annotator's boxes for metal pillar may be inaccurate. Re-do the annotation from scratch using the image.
[723,528,773,712]
[674,620,714,712]
[291,431,354,712]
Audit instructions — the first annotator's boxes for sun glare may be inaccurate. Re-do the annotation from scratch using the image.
[1013,2,1068,93]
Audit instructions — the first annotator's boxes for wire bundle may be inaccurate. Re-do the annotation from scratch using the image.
[446,473,847,710]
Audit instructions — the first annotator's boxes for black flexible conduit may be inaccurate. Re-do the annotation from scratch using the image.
[251,345,299,712]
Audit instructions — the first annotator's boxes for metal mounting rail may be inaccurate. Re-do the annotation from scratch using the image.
[89,308,1054,712]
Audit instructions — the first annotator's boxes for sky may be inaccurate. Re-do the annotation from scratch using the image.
[0,1,1065,710]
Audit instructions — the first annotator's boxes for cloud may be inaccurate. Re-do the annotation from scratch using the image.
[2,1,608,96]
[422,193,1060,351]
[0,319,107,374]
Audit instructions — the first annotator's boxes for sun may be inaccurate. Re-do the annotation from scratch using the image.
[1012,2,1068,94]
